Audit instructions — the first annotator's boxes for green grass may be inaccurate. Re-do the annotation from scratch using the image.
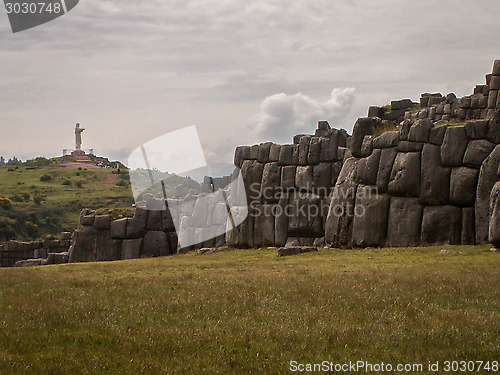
[0,245,498,374]
[0,163,134,240]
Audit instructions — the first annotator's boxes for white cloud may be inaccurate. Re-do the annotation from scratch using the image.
[250,88,355,144]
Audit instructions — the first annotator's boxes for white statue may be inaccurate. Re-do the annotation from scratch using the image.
[75,123,85,150]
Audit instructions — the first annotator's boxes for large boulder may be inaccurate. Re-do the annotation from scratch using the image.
[253,204,276,246]
[489,182,500,247]
[68,226,98,263]
[351,186,390,248]
[143,231,169,257]
[325,158,359,247]
[295,166,314,192]
[461,207,476,245]
[96,230,122,261]
[373,131,399,149]
[356,149,381,186]
[449,167,479,206]
[313,163,332,193]
[421,206,462,246]
[463,139,495,168]
[260,162,281,203]
[388,152,421,197]
[287,193,324,238]
[121,239,143,260]
[351,118,375,157]
[420,144,451,205]
[441,126,468,167]
[408,119,433,142]
[475,145,500,243]
[376,147,397,194]
[386,197,423,247]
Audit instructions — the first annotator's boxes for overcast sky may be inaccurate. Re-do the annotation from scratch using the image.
[1,0,499,166]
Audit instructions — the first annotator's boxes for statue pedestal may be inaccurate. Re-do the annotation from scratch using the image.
[71,150,86,156]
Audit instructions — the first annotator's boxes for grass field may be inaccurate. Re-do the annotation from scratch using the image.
[0,245,498,374]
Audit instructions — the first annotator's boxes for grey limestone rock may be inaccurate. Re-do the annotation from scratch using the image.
[388,152,421,197]
[420,144,450,206]
[121,239,143,260]
[463,139,495,168]
[475,145,500,243]
[441,126,468,167]
[386,197,423,247]
[351,186,390,247]
[449,167,479,206]
[421,206,462,246]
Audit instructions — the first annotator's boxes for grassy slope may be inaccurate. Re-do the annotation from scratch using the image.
[0,164,134,240]
[0,245,498,374]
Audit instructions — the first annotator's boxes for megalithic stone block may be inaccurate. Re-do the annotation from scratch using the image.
[476,145,500,243]
[420,144,450,205]
[253,204,276,247]
[298,136,311,165]
[376,147,397,194]
[287,192,324,238]
[281,166,296,191]
[278,145,294,166]
[462,207,476,245]
[351,186,390,248]
[319,135,338,162]
[463,139,495,168]
[313,163,333,193]
[121,239,143,260]
[386,197,423,247]
[487,119,500,143]
[96,230,122,261]
[388,152,421,197]
[408,119,433,142]
[449,167,479,206]
[269,144,281,162]
[489,182,500,248]
[324,158,359,248]
[143,231,169,257]
[258,143,272,163]
[274,197,289,247]
[351,118,375,158]
[307,137,321,165]
[260,162,282,203]
[356,149,381,186]
[421,206,462,246]
[68,226,98,263]
[295,166,314,192]
[441,126,468,167]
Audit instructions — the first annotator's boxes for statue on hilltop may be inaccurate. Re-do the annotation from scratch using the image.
[75,123,85,151]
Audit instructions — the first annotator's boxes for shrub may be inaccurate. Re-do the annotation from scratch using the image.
[116,180,127,187]
[75,180,84,188]
[21,192,30,201]
[10,194,23,202]
[0,197,12,208]
[40,174,52,182]
[61,179,72,186]
[34,193,45,205]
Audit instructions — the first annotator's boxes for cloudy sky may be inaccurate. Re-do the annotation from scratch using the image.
[1,0,499,166]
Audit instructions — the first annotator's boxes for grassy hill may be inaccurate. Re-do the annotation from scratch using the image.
[0,245,498,374]
[0,158,135,241]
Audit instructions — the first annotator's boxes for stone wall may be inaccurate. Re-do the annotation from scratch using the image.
[0,232,71,267]
[227,121,349,248]
[324,117,500,248]
[7,61,500,266]
[68,208,178,262]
